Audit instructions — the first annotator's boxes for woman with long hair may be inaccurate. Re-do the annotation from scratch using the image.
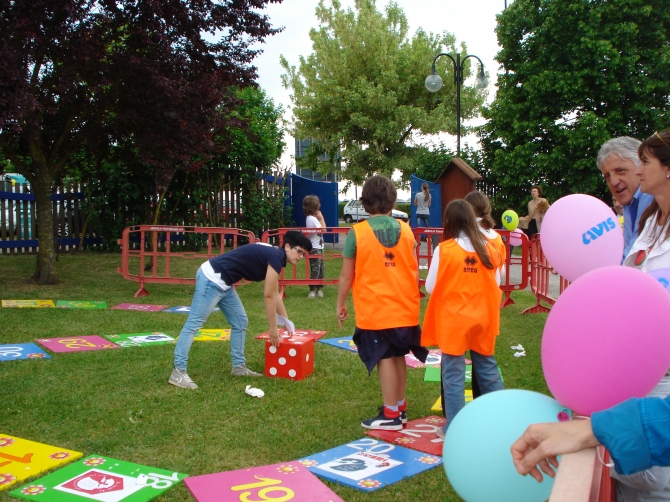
[422,200,504,437]
[414,182,432,227]
[624,130,670,272]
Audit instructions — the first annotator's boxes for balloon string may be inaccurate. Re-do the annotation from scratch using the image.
[597,446,615,468]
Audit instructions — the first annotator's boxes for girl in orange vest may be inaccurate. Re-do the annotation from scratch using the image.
[464,191,507,402]
[422,199,504,436]
[337,175,427,431]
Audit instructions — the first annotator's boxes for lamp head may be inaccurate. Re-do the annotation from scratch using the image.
[475,67,489,89]
[425,72,443,93]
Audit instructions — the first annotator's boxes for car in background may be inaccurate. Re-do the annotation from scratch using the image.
[342,200,408,223]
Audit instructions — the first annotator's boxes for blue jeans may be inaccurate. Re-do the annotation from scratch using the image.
[416,214,430,227]
[441,350,504,432]
[173,268,248,370]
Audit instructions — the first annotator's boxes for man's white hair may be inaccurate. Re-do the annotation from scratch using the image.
[596,137,642,171]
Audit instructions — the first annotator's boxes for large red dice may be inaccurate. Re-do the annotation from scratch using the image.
[264,336,315,380]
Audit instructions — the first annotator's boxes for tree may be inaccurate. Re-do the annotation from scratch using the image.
[480,0,670,212]
[281,0,487,185]
[192,86,289,235]
[0,0,281,284]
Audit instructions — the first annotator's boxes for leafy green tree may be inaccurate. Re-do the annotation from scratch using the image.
[281,0,487,184]
[480,0,670,213]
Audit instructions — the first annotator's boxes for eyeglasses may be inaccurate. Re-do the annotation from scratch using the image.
[291,246,307,257]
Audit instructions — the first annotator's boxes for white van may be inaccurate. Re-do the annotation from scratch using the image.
[342,200,408,223]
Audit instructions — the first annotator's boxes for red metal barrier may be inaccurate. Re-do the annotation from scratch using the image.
[260,227,350,294]
[521,234,570,314]
[117,225,257,297]
[412,227,530,307]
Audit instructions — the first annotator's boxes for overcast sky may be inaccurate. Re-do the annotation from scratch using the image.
[252,0,510,196]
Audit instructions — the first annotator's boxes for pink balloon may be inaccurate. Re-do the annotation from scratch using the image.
[542,266,670,416]
[509,229,523,247]
[540,194,623,282]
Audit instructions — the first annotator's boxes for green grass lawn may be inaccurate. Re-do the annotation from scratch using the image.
[0,252,549,501]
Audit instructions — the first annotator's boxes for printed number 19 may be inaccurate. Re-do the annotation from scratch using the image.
[231,475,295,501]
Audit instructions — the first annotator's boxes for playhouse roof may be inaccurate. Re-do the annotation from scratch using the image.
[434,157,482,183]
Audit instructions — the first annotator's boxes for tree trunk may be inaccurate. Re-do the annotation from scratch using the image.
[31,165,59,284]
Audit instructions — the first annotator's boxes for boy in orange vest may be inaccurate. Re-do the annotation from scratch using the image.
[337,175,427,430]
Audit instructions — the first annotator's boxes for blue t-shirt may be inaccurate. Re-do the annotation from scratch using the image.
[209,243,286,286]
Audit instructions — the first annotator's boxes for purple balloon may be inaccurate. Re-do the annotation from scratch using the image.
[649,268,670,294]
[540,194,623,282]
[542,266,670,416]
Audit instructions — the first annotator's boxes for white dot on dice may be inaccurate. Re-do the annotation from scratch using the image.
[289,348,297,357]
[269,346,277,354]
[289,369,296,377]
[279,357,286,365]
[270,367,277,375]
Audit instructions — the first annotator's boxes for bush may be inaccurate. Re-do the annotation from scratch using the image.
[396,202,410,215]
[338,200,348,219]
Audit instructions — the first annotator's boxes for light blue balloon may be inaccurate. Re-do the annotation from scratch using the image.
[443,389,563,502]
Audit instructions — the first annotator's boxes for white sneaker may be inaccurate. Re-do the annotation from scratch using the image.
[307,291,316,299]
[168,368,198,389]
[231,364,262,377]
[316,290,324,298]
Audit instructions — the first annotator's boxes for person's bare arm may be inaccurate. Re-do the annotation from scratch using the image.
[510,420,600,482]
[336,257,355,328]
[264,265,282,347]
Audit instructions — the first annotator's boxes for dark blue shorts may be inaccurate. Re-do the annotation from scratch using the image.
[353,325,428,374]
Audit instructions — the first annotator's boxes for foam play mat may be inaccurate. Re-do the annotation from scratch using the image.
[317,337,357,352]
[103,333,175,348]
[1,300,54,308]
[431,391,473,412]
[255,329,327,341]
[405,349,441,369]
[365,416,446,456]
[9,454,187,501]
[193,329,230,341]
[55,301,107,309]
[35,336,120,354]
[299,438,441,492]
[184,461,344,502]
[424,364,472,383]
[0,435,82,492]
[0,343,51,362]
[110,304,167,312]
[162,306,220,314]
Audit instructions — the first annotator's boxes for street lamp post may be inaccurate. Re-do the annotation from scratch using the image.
[425,53,488,156]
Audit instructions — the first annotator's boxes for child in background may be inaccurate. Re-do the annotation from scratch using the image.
[422,200,504,437]
[337,175,427,431]
[303,195,326,298]
[465,191,507,288]
[464,191,507,401]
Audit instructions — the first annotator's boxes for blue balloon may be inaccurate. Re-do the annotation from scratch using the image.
[443,389,563,502]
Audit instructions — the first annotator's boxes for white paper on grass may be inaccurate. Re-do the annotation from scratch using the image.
[245,385,264,398]
[276,314,295,334]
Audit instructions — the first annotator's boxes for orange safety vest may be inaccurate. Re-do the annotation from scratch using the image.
[352,219,420,330]
[421,238,502,356]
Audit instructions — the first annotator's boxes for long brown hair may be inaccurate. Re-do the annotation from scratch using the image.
[464,191,495,230]
[443,200,494,269]
[421,182,431,205]
[637,130,670,246]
